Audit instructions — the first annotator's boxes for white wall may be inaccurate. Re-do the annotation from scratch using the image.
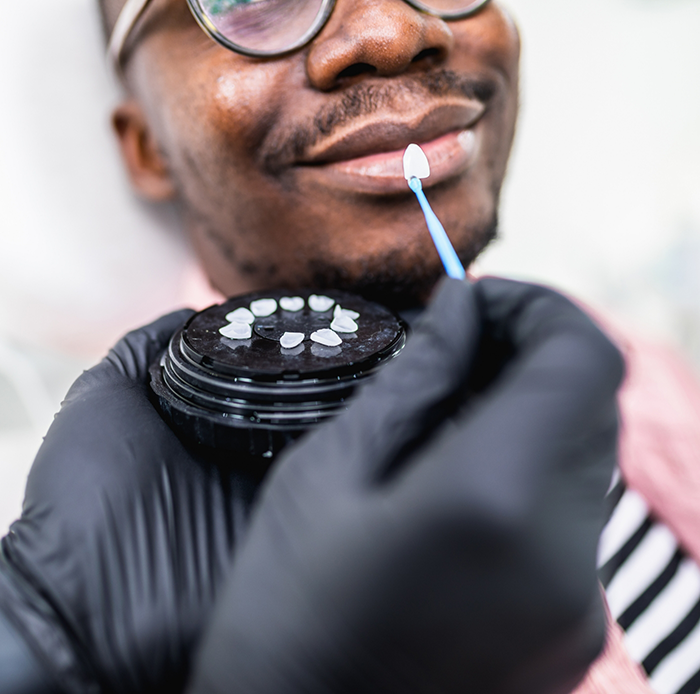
[0,0,197,358]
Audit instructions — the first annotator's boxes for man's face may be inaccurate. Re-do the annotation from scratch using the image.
[120,0,520,307]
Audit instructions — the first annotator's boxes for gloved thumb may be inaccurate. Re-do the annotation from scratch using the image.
[269,278,482,490]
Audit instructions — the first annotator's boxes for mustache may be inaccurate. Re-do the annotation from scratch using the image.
[262,70,496,172]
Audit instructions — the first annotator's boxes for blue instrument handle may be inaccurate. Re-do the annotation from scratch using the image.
[408,177,466,280]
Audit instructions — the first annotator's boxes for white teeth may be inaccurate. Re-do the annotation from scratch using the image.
[403,143,431,180]
[309,295,335,312]
[225,307,254,324]
[220,321,252,340]
[279,296,304,312]
[331,314,358,333]
[334,305,360,320]
[310,329,342,347]
[280,332,304,349]
[250,298,277,317]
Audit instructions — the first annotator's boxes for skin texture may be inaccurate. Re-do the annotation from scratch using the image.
[112,0,520,308]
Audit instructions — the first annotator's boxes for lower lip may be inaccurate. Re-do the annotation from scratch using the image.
[299,128,481,195]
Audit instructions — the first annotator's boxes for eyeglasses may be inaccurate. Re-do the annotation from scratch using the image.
[108,0,491,77]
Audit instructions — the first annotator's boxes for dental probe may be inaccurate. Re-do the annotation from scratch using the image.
[403,144,466,281]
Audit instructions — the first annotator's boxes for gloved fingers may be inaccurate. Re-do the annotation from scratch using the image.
[393,280,624,515]
[473,277,625,406]
[185,285,621,694]
[270,278,482,491]
[474,278,621,369]
[23,309,197,521]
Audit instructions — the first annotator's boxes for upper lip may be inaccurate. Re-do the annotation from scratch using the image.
[298,98,486,166]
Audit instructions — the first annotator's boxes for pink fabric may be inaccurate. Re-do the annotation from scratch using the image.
[572,320,700,693]
[616,332,700,564]
[573,602,654,694]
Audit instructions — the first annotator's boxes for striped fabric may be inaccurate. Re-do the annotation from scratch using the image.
[598,470,700,694]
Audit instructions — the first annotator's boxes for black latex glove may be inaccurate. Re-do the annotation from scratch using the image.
[0,309,263,694]
[189,277,625,694]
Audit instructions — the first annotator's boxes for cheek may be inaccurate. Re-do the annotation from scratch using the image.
[154,62,289,194]
[451,6,520,87]
[209,68,282,156]
[450,8,520,188]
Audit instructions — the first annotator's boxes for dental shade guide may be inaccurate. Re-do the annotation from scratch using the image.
[403,144,466,281]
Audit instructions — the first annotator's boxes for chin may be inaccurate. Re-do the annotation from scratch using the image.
[302,213,499,310]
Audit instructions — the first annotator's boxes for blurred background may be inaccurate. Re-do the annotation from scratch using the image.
[1,0,699,533]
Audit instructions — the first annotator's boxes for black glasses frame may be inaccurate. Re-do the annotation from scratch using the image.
[185,0,492,59]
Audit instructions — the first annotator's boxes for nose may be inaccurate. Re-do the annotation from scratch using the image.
[306,0,454,91]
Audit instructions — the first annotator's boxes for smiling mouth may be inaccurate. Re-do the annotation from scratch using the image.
[295,99,486,195]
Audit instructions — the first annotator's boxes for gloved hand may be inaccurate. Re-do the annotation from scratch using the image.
[0,309,263,694]
[188,277,625,694]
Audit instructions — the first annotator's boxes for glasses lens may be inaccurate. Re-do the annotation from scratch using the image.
[198,0,328,54]
[406,0,489,19]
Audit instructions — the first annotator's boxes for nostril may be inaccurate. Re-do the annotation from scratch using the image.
[337,63,377,80]
[412,47,441,64]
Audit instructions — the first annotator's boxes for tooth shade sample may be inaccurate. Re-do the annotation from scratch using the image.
[280,332,304,349]
[225,307,255,324]
[310,329,342,347]
[334,305,360,320]
[331,314,358,333]
[309,295,335,312]
[279,297,304,312]
[250,298,278,317]
[403,143,431,180]
[220,322,253,340]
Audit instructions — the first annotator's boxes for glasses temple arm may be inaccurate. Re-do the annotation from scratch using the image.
[107,0,153,80]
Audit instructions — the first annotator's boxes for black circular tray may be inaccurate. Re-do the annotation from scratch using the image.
[150,289,407,458]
